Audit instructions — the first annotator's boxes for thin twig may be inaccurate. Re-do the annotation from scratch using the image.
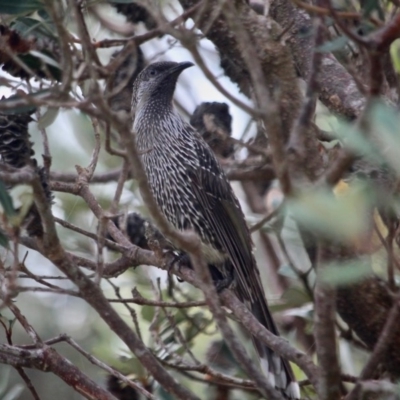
[314,242,341,400]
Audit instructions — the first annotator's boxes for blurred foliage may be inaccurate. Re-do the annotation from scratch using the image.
[0,0,44,15]
[287,183,371,241]
[0,367,24,400]
[0,181,16,217]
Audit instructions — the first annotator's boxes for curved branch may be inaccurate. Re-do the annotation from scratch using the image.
[0,344,117,400]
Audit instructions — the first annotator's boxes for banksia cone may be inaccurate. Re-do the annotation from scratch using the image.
[0,109,52,236]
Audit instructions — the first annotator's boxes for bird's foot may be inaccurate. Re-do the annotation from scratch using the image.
[214,275,235,292]
[164,250,191,282]
[208,265,234,293]
[164,252,234,291]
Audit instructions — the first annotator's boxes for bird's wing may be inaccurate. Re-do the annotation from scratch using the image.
[188,136,259,303]
[187,133,299,399]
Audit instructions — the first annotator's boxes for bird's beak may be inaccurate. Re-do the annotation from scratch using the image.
[167,61,194,76]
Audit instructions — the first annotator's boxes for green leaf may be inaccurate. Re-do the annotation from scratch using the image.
[285,304,313,320]
[0,181,15,217]
[124,357,145,377]
[317,36,348,53]
[320,139,340,150]
[8,317,17,329]
[0,231,9,248]
[361,0,384,20]
[335,119,380,163]
[0,89,52,114]
[18,53,62,80]
[282,287,311,307]
[3,384,24,400]
[269,287,312,312]
[0,367,11,396]
[320,260,373,287]
[140,305,155,322]
[369,102,400,174]
[157,386,176,400]
[37,107,59,129]
[287,184,371,241]
[11,16,56,39]
[108,0,136,3]
[30,51,60,69]
[37,8,50,21]
[9,185,33,226]
[391,42,400,73]
[0,0,43,15]
[278,264,299,280]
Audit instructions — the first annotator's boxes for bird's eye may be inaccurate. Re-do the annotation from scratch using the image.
[149,69,156,76]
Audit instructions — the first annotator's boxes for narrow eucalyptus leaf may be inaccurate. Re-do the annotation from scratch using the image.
[0,181,16,216]
[3,384,24,400]
[320,261,373,287]
[37,107,59,129]
[0,366,11,395]
[278,264,299,280]
[108,0,137,3]
[157,387,175,400]
[317,36,348,53]
[0,89,53,114]
[0,0,43,15]
[0,231,9,248]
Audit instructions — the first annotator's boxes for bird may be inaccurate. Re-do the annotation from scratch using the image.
[131,61,300,399]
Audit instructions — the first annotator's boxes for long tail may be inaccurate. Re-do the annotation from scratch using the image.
[247,294,300,400]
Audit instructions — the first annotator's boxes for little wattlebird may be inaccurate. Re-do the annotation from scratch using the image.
[131,61,300,399]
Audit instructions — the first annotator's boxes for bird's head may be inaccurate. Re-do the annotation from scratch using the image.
[131,61,194,117]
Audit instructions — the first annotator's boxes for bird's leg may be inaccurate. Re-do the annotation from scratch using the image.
[214,276,234,292]
[164,251,234,291]
[164,250,191,282]
[209,263,235,293]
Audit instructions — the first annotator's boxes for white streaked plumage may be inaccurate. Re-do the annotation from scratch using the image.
[132,61,300,399]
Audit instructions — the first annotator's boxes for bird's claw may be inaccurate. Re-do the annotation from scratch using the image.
[163,252,234,290]
[213,273,235,293]
[164,250,191,282]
